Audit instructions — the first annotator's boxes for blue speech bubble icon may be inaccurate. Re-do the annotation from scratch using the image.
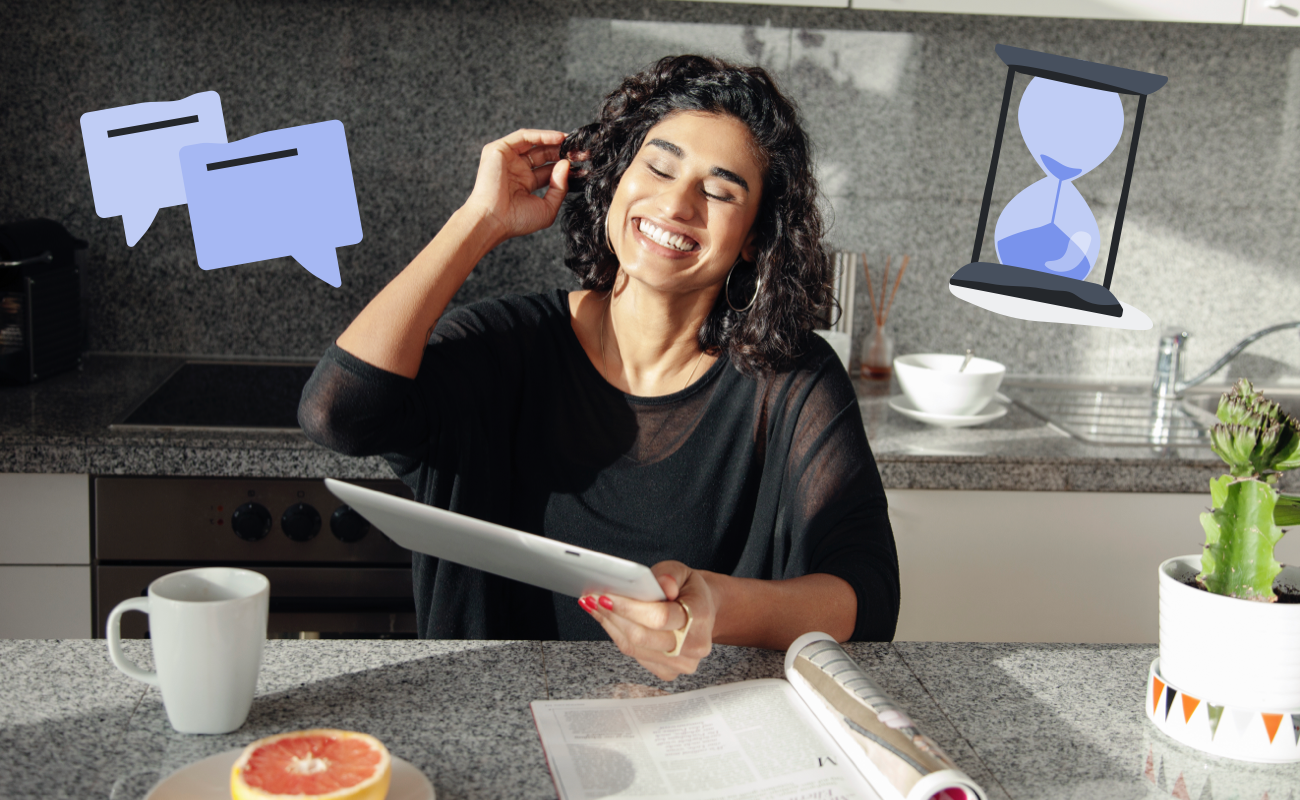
[178,120,362,288]
[80,92,227,247]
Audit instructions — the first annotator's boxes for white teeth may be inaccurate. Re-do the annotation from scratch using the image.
[638,219,696,252]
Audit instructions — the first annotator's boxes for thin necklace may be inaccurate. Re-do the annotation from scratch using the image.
[600,292,706,393]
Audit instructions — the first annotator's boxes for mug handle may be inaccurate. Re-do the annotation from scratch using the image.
[106,597,158,686]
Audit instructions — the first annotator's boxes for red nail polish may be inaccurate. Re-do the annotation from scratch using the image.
[580,596,595,612]
[599,596,614,610]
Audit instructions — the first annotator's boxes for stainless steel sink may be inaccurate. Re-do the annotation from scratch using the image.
[1002,379,1300,447]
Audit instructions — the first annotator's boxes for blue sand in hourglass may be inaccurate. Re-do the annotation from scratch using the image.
[994,77,1124,283]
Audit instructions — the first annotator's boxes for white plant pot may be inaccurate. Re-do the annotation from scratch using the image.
[1159,555,1300,708]
[1150,555,1300,763]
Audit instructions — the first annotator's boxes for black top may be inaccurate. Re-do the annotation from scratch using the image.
[299,289,899,642]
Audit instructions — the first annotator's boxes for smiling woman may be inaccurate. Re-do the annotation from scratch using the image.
[299,55,899,681]
[561,56,832,383]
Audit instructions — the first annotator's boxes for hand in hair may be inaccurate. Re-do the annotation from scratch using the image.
[465,129,572,246]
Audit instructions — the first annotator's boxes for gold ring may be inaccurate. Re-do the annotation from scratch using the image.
[665,601,692,657]
[525,152,536,168]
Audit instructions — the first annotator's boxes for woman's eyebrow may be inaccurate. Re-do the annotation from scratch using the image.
[647,138,750,193]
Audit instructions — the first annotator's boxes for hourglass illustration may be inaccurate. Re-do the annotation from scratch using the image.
[950,45,1167,329]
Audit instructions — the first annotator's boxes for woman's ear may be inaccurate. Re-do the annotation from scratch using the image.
[740,229,759,263]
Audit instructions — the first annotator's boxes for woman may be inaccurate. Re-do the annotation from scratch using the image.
[299,55,899,681]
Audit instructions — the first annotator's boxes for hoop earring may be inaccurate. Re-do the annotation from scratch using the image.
[726,260,761,313]
[604,212,615,255]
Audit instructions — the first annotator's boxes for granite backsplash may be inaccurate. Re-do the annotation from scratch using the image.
[2,0,1297,383]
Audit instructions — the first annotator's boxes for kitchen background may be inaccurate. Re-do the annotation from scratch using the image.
[2,0,1298,383]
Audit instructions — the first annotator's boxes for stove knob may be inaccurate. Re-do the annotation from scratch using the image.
[232,503,271,542]
[330,505,370,543]
[281,503,320,542]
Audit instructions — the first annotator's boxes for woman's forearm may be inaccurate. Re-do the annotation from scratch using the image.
[335,206,504,379]
[705,571,857,650]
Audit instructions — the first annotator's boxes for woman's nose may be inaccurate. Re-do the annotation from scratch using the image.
[657,180,698,221]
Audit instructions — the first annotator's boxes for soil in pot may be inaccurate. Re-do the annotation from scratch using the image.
[1177,573,1300,603]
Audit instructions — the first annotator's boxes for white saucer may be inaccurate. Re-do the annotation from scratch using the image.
[888,395,1008,428]
[145,748,435,800]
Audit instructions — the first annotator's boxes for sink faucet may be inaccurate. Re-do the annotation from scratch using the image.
[1152,322,1300,399]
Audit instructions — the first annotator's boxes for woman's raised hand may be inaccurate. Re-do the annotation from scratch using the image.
[465,129,570,246]
[581,561,716,682]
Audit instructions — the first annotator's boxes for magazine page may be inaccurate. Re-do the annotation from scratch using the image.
[783,633,986,800]
[531,678,884,800]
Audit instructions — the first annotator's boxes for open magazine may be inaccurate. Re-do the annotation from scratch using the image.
[531,632,985,800]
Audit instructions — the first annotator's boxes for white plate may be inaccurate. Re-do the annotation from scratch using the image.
[145,748,435,800]
[888,395,1008,428]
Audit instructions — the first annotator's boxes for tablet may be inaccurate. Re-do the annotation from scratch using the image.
[324,478,667,602]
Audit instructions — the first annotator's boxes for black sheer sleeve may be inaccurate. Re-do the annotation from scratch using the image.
[298,342,432,457]
[299,292,551,469]
[775,338,900,641]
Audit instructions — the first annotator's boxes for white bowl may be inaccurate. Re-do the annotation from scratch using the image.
[893,353,1006,416]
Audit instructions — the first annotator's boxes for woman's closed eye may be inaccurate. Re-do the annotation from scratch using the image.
[645,162,735,202]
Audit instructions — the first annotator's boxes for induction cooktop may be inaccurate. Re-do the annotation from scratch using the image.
[112,360,318,432]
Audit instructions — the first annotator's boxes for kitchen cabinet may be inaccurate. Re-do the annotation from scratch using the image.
[849,0,1245,22]
[1244,0,1300,24]
[665,0,852,6]
[665,0,1250,23]
[887,488,1299,644]
[0,473,91,638]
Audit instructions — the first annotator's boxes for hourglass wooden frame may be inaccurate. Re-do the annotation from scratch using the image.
[950,44,1167,318]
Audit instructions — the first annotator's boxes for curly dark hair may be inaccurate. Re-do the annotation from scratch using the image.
[561,55,832,377]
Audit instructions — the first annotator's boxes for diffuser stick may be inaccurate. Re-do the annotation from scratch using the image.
[882,255,909,325]
[880,255,892,327]
[862,253,881,326]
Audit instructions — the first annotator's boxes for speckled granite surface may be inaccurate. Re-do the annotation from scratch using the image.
[1,351,1242,492]
[2,1,1299,384]
[4,639,1297,800]
[893,643,1300,800]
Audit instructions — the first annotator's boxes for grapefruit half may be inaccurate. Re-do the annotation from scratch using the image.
[231,729,392,800]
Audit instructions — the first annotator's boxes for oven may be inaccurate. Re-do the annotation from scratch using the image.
[94,476,417,639]
[96,360,421,639]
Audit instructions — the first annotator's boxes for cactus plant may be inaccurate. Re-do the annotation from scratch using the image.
[1199,379,1300,601]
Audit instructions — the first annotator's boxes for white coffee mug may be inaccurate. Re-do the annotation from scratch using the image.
[106,567,269,734]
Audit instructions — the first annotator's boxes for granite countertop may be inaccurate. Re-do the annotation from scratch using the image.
[2,639,1296,799]
[0,353,1230,492]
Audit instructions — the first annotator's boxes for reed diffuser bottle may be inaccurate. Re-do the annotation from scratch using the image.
[860,254,908,380]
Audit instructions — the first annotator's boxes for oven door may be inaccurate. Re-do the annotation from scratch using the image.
[97,565,416,639]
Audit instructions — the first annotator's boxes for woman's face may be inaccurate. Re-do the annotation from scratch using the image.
[606,110,764,298]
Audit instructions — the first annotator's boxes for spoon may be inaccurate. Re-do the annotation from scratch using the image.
[959,349,974,372]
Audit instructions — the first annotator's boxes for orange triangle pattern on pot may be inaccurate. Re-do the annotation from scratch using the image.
[1262,713,1284,744]
[1152,677,1165,715]
[1181,693,1200,724]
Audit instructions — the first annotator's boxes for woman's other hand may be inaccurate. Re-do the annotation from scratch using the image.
[581,561,716,682]
[464,129,570,246]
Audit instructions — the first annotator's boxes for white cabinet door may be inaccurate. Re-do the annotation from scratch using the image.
[1244,0,1300,24]
[849,0,1246,23]
[0,473,91,565]
[0,474,92,638]
[0,566,92,638]
[885,489,1296,643]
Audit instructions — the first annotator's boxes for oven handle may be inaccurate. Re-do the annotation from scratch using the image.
[268,596,416,614]
[0,250,53,267]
